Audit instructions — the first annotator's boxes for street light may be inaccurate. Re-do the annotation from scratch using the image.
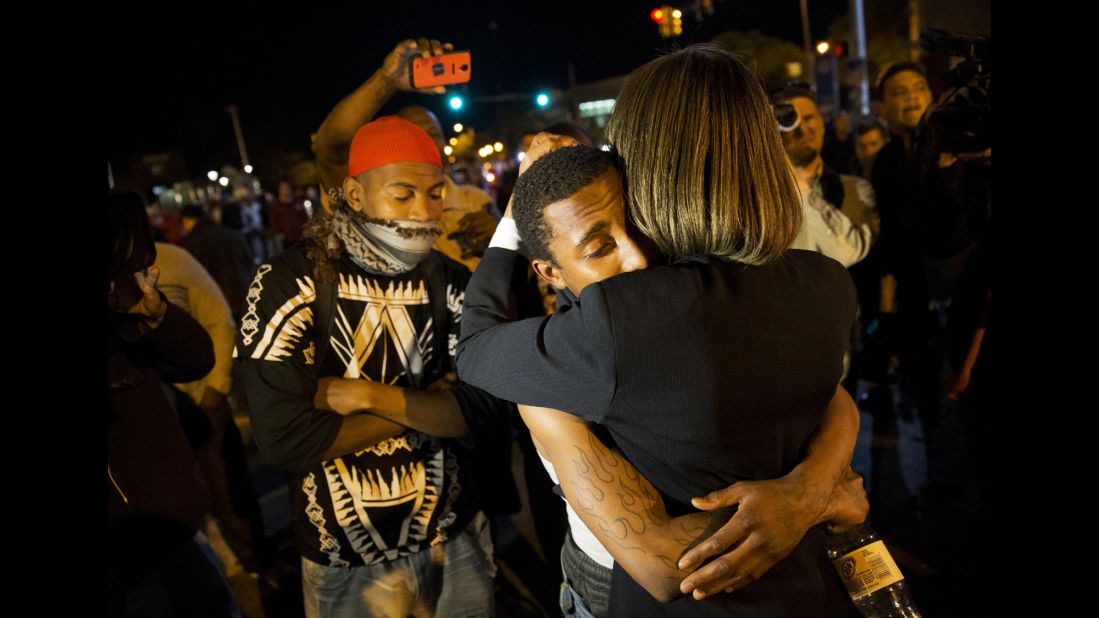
[449,137,458,146]
[444,145,453,155]
[218,177,230,187]
[493,142,503,152]
[244,164,253,173]
[816,41,831,55]
[207,171,218,181]
[453,123,464,132]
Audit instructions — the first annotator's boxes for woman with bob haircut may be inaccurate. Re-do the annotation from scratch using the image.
[608,45,803,266]
[458,44,859,616]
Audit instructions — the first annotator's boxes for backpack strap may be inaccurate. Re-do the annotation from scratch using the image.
[418,252,453,376]
[311,271,338,376]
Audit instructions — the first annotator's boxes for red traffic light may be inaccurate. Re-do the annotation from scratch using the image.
[650,8,664,22]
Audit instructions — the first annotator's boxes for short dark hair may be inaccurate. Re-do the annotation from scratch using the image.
[512,145,616,263]
[876,61,927,99]
[854,115,888,138]
[770,80,817,106]
[108,192,155,279]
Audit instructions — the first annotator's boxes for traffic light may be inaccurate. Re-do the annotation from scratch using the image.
[834,41,849,58]
[652,5,679,38]
[535,92,550,108]
[449,95,464,110]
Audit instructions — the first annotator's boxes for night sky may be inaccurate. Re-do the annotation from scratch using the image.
[109,0,852,180]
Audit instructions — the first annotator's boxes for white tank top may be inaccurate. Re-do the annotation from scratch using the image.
[537,453,615,569]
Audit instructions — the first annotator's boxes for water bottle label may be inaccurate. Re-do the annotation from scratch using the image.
[831,540,905,600]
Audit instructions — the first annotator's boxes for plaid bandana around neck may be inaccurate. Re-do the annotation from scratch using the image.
[327,206,441,276]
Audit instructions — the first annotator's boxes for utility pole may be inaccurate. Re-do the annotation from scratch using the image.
[799,0,814,79]
[852,0,871,115]
[226,104,251,170]
[908,0,921,61]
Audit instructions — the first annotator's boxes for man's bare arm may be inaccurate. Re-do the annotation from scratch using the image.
[315,377,470,438]
[314,70,395,193]
[522,384,867,602]
[521,405,718,603]
[322,413,408,460]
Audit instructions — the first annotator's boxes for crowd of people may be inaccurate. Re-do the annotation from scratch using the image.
[109,33,989,618]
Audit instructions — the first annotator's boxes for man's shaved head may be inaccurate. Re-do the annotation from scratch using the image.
[397,106,445,155]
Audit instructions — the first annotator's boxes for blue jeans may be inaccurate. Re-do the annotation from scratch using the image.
[301,512,495,618]
[559,529,611,618]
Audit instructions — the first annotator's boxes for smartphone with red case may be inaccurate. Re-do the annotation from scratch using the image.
[410,51,472,89]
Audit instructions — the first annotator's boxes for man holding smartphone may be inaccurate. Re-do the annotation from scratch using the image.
[311,33,521,522]
[314,38,499,274]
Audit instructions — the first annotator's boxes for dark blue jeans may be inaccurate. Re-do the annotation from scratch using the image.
[559,529,612,618]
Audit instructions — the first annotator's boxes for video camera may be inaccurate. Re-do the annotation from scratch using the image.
[920,28,991,154]
[769,80,817,133]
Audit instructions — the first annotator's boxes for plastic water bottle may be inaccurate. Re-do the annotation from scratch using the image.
[826,524,922,617]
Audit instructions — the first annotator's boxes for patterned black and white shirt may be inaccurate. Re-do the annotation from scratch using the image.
[236,245,504,567]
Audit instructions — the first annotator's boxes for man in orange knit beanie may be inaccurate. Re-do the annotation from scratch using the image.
[236,112,512,617]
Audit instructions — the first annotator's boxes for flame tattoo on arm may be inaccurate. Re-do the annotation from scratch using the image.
[565,431,732,584]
